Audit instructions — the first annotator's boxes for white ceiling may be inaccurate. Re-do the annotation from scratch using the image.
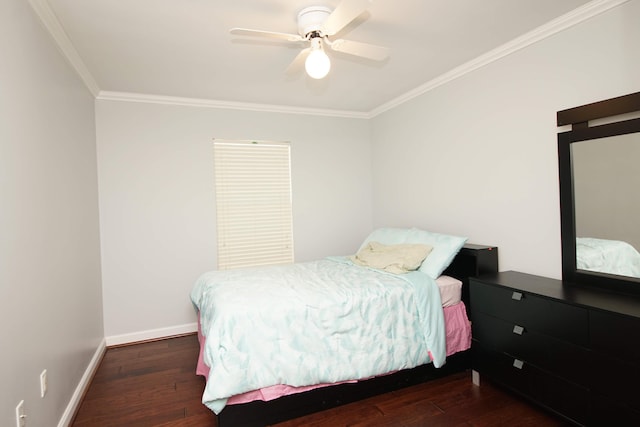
[39,0,598,115]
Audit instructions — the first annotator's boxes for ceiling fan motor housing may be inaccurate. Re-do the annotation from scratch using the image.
[297,6,331,37]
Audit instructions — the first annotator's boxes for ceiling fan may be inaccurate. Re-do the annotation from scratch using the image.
[230,0,389,79]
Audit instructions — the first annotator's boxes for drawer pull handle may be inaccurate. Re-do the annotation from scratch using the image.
[511,292,523,301]
[513,325,524,335]
[513,359,524,370]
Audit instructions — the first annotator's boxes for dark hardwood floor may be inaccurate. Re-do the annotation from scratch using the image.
[72,334,570,426]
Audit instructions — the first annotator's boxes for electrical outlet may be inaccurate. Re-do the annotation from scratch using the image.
[15,400,26,427]
[40,369,47,398]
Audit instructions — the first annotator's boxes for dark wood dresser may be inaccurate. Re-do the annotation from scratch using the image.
[470,270,640,426]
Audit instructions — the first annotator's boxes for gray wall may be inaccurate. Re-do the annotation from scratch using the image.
[0,1,103,426]
[95,100,373,340]
[370,0,640,279]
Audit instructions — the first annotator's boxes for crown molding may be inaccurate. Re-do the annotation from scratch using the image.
[369,0,631,118]
[27,0,100,97]
[29,0,627,119]
[96,91,370,119]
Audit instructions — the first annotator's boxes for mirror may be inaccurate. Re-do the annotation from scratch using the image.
[573,134,640,277]
[558,91,640,295]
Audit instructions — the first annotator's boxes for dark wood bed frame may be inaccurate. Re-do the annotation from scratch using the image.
[216,244,499,427]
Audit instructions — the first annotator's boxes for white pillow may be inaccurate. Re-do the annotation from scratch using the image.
[357,227,467,279]
[406,228,468,279]
[357,227,411,252]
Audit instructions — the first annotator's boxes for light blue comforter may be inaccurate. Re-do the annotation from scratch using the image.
[190,257,445,414]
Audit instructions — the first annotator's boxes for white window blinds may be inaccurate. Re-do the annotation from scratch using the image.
[213,140,294,270]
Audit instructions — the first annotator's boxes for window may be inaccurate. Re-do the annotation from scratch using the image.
[213,140,294,270]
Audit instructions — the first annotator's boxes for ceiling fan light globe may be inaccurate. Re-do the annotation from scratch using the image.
[305,49,331,79]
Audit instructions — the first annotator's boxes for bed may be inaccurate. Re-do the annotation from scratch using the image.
[191,228,498,426]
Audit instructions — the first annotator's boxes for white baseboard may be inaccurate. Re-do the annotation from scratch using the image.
[57,338,106,427]
[105,322,198,347]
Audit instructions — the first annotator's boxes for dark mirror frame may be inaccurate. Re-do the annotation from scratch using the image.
[557,91,640,295]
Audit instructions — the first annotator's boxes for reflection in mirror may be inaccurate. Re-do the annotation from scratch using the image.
[572,133,640,278]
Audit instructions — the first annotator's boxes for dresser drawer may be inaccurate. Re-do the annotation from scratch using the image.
[590,310,640,361]
[590,393,640,426]
[470,279,588,346]
[472,344,589,425]
[590,353,640,411]
[472,311,590,386]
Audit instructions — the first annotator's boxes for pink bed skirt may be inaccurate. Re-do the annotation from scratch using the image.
[196,301,472,406]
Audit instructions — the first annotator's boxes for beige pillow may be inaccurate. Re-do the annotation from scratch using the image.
[350,241,433,274]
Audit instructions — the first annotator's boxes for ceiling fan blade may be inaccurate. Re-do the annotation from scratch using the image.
[321,0,371,36]
[230,28,304,43]
[285,48,310,76]
[329,39,389,61]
